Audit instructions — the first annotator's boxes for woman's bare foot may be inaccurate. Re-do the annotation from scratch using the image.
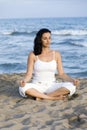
[36,97,43,101]
[36,95,67,101]
[54,95,67,100]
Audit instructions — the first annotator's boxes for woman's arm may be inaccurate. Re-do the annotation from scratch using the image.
[20,52,35,86]
[56,51,79,86]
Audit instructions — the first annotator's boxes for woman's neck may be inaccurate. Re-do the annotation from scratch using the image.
[42,47,51,54]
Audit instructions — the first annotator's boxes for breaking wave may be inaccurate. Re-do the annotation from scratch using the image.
[2,29,87,37]
[2,30,37,36]
[52,29,87,36]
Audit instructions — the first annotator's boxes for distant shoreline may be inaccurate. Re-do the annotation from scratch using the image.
[0,71,87,79]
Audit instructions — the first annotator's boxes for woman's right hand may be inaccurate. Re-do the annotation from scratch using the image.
[20,80,26,87]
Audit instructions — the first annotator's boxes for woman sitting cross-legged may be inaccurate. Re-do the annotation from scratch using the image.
[19,28,79,100]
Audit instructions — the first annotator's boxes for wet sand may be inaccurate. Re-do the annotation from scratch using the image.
[0,73,87,130]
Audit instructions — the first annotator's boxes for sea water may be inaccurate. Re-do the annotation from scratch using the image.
[0,17,87,78]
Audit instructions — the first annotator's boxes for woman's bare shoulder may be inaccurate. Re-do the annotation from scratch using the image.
[28,51,36,60]
[54,50,61,57]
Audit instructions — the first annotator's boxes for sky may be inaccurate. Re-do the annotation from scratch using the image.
[0,0,87,19]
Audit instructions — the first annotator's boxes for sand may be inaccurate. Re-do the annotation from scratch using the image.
[0,73,87,130]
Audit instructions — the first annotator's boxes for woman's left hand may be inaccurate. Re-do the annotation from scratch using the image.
[73,79,80,86]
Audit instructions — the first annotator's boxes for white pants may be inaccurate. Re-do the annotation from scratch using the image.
[19,81,76,97]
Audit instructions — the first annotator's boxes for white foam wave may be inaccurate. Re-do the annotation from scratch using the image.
[1,30,15,35]
[2,32,13,35]
[1,30,36,36]
[52,30,87,36]
[72,41,87,47]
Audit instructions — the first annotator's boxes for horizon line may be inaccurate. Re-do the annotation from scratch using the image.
[0,16,87,20]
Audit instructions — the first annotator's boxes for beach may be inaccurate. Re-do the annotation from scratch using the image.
[0,73,87,130]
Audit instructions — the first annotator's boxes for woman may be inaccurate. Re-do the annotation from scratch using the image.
[19,28,79,100]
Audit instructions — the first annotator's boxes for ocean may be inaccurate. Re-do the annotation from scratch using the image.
[0,17,87,78]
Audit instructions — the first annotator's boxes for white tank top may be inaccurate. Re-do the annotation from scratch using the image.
[32,51,57,83]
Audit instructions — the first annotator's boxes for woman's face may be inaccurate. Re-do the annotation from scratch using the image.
[41,32,51,48]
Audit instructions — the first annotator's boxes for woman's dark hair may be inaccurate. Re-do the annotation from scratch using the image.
[33,28,51,55]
